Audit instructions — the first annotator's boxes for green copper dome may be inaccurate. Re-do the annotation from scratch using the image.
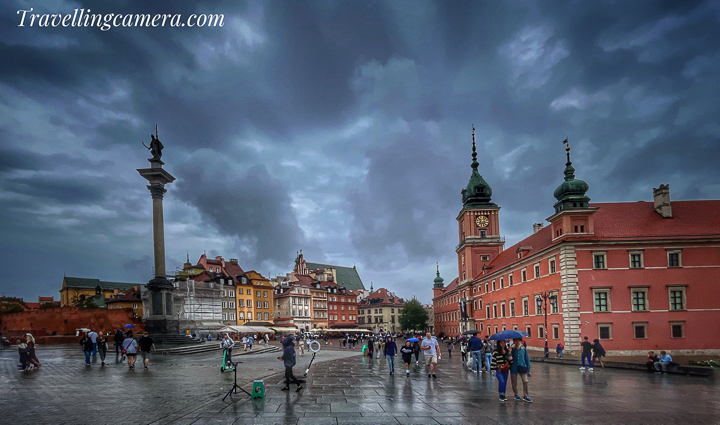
[553,144,590,213]
[433,264,444,288]
[461,126,496,207]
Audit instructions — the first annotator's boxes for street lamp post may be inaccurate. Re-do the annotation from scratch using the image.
[536,291,557,358]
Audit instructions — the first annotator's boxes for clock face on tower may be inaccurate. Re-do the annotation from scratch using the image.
[476,215,489,228]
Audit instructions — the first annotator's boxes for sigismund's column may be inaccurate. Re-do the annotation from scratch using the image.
[137,129,178,334]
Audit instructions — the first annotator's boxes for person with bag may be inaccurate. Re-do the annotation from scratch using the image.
[510,338,531,402]
[468,333,483,372]
[122,330,139,370]
[80,332,94,366]
[491,340,511,402]
[96,332,108,366]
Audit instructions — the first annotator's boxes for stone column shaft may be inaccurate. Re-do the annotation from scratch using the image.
[152,193,166,277]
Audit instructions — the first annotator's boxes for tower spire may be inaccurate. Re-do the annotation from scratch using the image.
[471,125,479,170]
[562,138,575,181]
[436,262,440,277]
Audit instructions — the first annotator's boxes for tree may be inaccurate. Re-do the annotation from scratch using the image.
[399,298,428,332]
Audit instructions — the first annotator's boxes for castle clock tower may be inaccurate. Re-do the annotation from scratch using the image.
[456,126,504,283]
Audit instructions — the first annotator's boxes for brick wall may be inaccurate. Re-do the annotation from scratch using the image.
[0,307,144,340]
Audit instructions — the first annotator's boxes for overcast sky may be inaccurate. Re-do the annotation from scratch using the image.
[1,1,719,304]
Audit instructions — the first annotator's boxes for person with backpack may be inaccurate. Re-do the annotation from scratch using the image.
[510,338,531,402]
[592,339,606,369]
[279,338,303,392]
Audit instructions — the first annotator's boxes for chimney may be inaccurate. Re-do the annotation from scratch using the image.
[533,223,544,234]
[653,184,672,218]
[229,258,238,264]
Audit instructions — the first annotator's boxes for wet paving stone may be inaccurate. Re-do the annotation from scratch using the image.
[2,343,720,424]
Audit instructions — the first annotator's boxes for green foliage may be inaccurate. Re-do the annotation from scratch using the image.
[0,303,25,315]
[399,298,428,331]
[688,359,719,368]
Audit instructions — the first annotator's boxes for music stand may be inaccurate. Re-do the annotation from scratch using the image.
[223,361,251,401]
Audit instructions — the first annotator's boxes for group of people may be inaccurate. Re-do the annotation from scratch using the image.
[579,336,606,371]
[17,333,41,371]
[79,328,155,370]
[646,350,674,373]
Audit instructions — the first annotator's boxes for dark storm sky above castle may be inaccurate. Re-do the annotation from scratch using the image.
[1,1,719,303]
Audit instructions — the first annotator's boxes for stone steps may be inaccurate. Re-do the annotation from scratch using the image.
[156,343,280,356]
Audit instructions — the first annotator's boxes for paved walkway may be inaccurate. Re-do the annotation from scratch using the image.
[2,344,719,424]
[170,349,720,425]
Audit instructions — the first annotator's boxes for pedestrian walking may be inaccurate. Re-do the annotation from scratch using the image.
[579,336,594,371]
[88,329,98,357]
[460,341,468,364]
[367,336,375,358]
[264,333,269,345]
[298,337,305,356]
[96,332,108,366]
[556,342,564,359]
[510,338,532,402]
[592,339,605,369]
[421,332,439,379]
[17,337,30,371]
[447,341,454,358]
[114,329,125,356]
[401,341,414,376]
[25,333,41,369]
[384,336,398,375]
[468,332,483,372]
[248,335,254,350]
[279,338,303,392]
[413,341,420,365]
[139,332,155,369]
[122,331,139,370]
[80,332,94,366]
[242,335,248,351]
[482,336,494,372]
[491,340,511,402]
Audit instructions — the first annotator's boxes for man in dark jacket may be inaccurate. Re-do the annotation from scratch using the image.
[367,336,375,358]
[114,329,125,355]
[468,333,484,373]
[384,336,398,375]
[646,351,659,373]
[279,339,303,392]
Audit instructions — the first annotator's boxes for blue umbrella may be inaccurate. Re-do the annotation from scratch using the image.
[406,337,420,342]
[124,324,135,328]
[489,330,529,341]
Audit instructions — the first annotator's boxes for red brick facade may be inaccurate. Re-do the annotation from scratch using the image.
[0,306,144,340]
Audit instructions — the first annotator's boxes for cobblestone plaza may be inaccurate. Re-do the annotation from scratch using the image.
[1,343,719,424]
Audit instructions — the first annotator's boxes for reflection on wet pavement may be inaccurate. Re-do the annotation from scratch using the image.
[1,344,718,424]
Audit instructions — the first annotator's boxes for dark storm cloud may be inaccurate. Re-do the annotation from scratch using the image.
[1,0,718,304]
[174,152,304,269]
